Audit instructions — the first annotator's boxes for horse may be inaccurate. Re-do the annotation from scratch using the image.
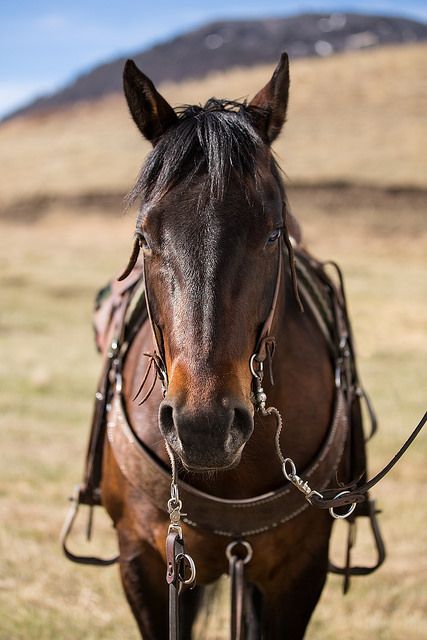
[100,53,356,639]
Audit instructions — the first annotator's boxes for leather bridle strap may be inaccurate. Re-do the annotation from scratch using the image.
[142,256,168,383]
[253,238,283,369]
[118,231,168,390]
[309,410,426,510]
[119,213,287,391]
[252,202,302,378]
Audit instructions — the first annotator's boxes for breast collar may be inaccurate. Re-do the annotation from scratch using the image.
[108,232,353,537]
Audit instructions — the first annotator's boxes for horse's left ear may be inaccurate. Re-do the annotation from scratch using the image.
[248,52,290,144]
[123,59,178,144]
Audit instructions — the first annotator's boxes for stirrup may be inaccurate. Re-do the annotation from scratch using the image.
[61,485,119,566]
[328,499,386,593]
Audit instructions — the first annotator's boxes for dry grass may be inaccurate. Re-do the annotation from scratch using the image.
[1,40,426,638]
[1,187,426,638]
[0,43,426,210]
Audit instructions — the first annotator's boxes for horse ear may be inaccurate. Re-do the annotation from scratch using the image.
[123,59,178,144]
[248,52,290,144]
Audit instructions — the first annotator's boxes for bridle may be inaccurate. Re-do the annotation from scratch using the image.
[118,200,297,394]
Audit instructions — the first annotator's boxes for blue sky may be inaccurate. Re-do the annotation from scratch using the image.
[1,0,426,117]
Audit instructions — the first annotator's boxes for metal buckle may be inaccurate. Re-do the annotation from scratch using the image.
[282,458,324,504]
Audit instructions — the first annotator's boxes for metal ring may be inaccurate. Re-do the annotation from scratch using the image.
[329,490,357,520]
[282,458,297,481]
[178,553,197,585]
[226,540,253,565]
[249,354,263,380]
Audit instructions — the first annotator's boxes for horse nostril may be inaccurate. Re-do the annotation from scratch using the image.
[159,402,175,437]
[233,406,254,441]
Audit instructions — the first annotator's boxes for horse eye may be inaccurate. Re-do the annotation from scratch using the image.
[136,231,150,251]
[267,228,282,244]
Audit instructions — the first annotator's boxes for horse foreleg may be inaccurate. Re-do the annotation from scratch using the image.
[118,541,169,640]
[119,540,204,639]
[261,532,330,639]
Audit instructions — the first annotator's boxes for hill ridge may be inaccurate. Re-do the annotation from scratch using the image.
[5,12,427,121]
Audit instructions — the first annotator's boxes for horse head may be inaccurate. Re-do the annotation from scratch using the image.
[122,54,292,472]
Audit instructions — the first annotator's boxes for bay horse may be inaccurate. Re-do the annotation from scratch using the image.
[100,53,356,639]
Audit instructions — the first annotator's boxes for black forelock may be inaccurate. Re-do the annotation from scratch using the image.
[126,99,272,212]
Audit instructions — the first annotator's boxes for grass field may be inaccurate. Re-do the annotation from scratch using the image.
[1,185,426,639]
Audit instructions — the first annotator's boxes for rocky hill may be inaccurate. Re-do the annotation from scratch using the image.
[6,12,427,120]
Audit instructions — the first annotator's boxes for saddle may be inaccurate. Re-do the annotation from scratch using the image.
[62,247,386,592]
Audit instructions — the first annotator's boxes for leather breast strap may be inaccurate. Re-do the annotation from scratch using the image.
[107,386,349,537]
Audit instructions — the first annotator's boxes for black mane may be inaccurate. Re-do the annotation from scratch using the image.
[126,99,269,210]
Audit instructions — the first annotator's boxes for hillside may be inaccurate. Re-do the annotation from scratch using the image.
[0,43,426,213]
[6,12,427,120]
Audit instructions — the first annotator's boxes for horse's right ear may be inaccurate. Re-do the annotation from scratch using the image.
[123,60,178,144]
[248,52,290,144]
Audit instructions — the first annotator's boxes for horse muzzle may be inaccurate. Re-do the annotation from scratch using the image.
[159,399,254,472]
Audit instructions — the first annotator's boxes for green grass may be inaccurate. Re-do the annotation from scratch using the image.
[0,194,426,639]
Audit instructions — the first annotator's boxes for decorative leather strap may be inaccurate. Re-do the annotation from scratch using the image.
[254,242,282,364]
